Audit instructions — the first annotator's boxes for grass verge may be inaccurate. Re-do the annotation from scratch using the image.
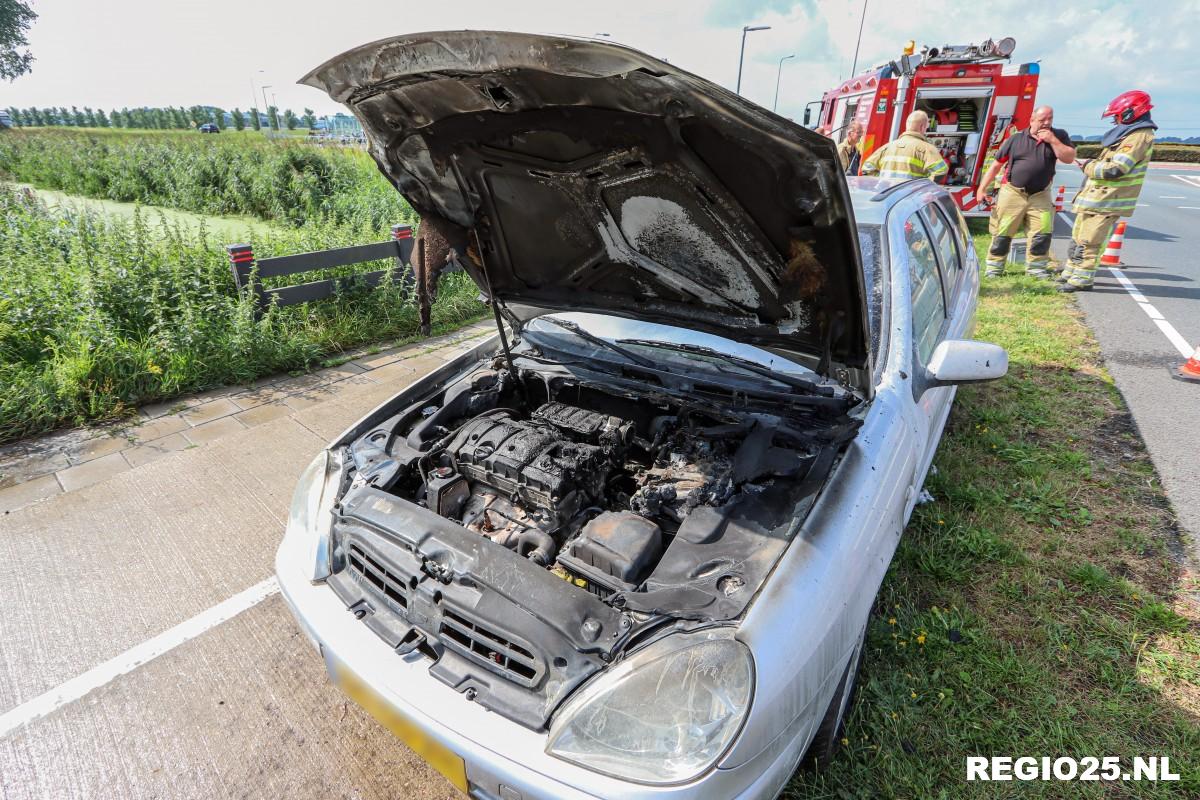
[0,189,484,443]
[784,228,1199,798]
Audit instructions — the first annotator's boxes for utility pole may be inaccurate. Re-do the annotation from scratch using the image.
[773,54,795,112]
[851,0,869,77]
[736,25,771,96]
[250,69,265,122]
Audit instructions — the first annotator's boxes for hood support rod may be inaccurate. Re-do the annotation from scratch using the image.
[472,230,527,403]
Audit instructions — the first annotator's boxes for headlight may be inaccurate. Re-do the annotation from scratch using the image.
[545,628,753,784]
[285,448,344,582]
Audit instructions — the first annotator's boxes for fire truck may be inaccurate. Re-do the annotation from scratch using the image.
[811,37,1040,215]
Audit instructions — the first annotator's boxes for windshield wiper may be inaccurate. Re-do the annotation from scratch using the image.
[530,317,658,369]
[615,339,839,397]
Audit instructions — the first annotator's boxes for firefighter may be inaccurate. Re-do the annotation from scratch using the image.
[976,106,1075,278]
[1059,90,1157,292]
[838,121,863,175]
[859,111,949,181]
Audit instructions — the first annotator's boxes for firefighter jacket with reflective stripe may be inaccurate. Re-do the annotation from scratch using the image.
[1072,129,1154,217]
[860,132,949,180]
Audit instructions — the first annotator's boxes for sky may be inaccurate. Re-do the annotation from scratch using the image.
[4,0,1199,138]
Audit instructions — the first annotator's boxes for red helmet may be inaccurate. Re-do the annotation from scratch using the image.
[1102,90,1153,124]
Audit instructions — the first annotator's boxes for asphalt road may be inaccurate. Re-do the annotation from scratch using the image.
[1047,164,1200,558]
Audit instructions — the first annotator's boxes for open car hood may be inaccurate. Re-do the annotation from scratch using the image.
[302,31,868,372]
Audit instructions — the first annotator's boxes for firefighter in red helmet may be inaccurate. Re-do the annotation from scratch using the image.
[1059,90,1157,292]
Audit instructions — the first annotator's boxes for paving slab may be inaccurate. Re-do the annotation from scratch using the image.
[56,451,131,492]
[121,432,192,468]
[0,474,62,512]
[183,415,247,445]
[180,398,242,427]
[234,401,292,428]
[64,434,130,465]
[126,413,189,443]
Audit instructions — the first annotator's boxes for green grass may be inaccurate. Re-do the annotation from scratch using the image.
[0,189,483,442]
[0,128,408,229]
[783,229,1199,798]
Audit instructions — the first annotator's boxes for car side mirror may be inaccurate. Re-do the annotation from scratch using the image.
[803,108,812,126]
[925,339,1008,388]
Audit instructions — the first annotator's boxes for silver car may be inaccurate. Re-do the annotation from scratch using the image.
[276,31,1007,799]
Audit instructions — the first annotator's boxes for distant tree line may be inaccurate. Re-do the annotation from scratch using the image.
[4,105,322,132]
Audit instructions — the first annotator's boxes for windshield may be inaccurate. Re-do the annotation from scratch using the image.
[521,312,827,390]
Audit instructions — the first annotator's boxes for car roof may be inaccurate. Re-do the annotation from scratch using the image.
[846,176,931,226]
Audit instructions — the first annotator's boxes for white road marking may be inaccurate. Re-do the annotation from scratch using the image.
[0,577,279,738]
[1171,175,1200,189]
[1055,211,1193,359]
[1160,196,1186,199]
[1180,207,1200,210]
[1107,268,1194,358]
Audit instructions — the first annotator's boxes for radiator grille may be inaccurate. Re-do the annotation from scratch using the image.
[347,543,408,611]
[440,608,539,685]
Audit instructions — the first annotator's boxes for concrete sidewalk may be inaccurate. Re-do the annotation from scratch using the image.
[0,321,496,799]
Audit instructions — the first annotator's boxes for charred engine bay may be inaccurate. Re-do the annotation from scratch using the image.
[326,358,860,727]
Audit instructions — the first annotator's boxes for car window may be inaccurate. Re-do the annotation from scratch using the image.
[923,204,960,277]
[905,212,946,364]
[937,195,972,255]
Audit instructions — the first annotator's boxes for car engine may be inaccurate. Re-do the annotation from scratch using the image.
[347,365,833,602]
[329,358,861,724]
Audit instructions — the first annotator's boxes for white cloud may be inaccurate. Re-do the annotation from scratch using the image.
[3,0,1197,137]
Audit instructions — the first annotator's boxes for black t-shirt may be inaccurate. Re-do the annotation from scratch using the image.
[998,127,1072,193]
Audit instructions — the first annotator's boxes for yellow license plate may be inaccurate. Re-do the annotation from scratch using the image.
[327,654,469,793]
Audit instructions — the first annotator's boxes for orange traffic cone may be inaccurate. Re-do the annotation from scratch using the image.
[1175,344,1200,384]
[1054,185,1065,212]
[1099,222,1127,266]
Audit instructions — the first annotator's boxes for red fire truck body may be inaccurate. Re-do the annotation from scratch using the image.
[816,39,1040,215]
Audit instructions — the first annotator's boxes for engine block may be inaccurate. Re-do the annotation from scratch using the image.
[445,409,610,524]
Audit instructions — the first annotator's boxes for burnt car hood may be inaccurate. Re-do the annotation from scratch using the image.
[302,30,868,370]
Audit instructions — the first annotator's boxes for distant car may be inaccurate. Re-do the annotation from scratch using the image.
[198,123,220,134]
[278,30,1007,800]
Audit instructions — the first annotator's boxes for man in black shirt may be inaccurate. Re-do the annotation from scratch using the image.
[976,106,1076,277]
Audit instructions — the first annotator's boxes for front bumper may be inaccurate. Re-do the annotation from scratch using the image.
[275,533,806,800]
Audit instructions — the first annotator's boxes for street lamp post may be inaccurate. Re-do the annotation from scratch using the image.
[260,85,272,128]
[736,25,771,96]
[773,54,795,112]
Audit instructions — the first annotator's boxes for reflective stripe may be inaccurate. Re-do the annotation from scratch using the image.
[1112,152,1137,170]
[1073,197,1139,210]
[925,159,948,176]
